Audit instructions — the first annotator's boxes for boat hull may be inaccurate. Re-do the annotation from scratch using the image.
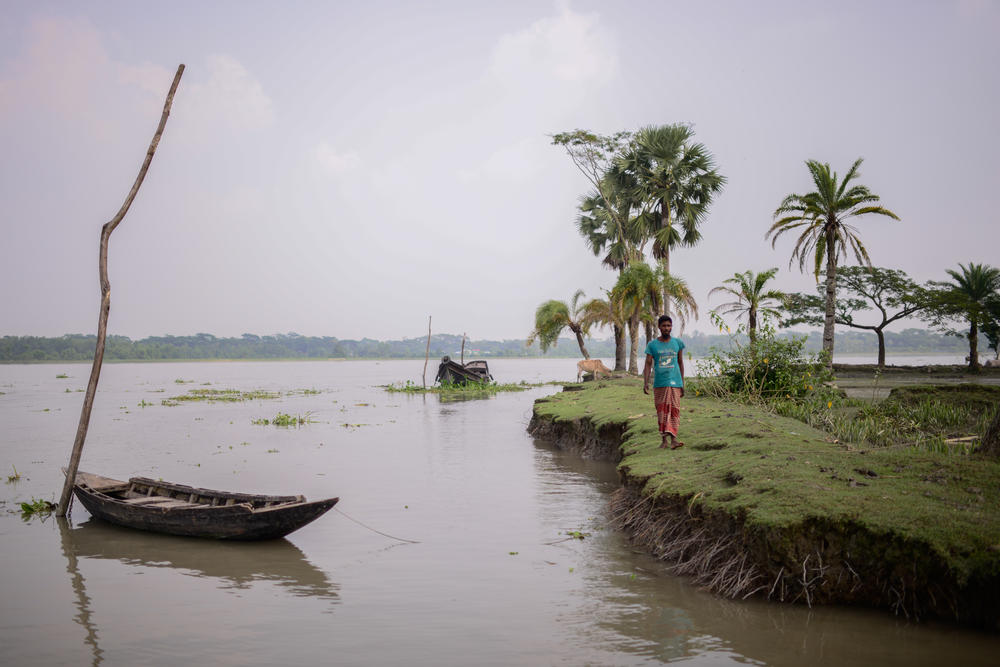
[68,471,338,540]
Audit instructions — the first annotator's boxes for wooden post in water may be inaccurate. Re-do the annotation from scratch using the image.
[461,332,466,365]
[57,64,185,517]
[422,316,432,388]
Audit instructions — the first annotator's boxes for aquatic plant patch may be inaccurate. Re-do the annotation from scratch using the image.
[168,388,281,403]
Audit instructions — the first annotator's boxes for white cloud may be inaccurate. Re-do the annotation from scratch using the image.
[182,55,274,132]
[0,16,108,115]
[489,1,617,88]
[314,143,361,174]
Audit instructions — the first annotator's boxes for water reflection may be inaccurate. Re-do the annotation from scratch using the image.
[58,518,103,667]
[59,518,340,602]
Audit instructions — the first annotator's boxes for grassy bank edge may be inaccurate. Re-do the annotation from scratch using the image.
[528,377,1000,629]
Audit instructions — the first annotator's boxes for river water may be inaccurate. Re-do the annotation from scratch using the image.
[1,359,996,665]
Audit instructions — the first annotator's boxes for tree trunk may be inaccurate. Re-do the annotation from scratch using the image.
[876,328,886,367]
[627,316,639,374]
[572,324,591,360]
[613,323,626,371]
[822,226,838,365]
[660,200,672,316]
[969,320,980,372]
[749,308,758,344]
[57,64,185,517]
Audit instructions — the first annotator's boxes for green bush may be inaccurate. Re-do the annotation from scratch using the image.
[696,325,833,402]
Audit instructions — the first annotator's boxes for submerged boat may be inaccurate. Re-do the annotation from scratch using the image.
[434,356,493,385]
[65,470,338,540]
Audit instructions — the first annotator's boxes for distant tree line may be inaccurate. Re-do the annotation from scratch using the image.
[0,328,974,363]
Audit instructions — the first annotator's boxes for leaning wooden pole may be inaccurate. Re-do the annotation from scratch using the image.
[57,64,185,517]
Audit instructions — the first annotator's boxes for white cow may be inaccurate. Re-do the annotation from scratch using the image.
[985,358,1000,368]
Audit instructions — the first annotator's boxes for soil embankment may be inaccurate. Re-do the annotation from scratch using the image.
[528,378,1000,631]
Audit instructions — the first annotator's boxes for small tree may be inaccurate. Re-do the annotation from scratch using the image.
[709,268,784,343]
[527,291,592,359]
[781,266,931,367]
[927,263,1000,371]
[980,295,1000,360]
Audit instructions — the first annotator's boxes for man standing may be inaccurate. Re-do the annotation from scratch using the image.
[643,315,685,450]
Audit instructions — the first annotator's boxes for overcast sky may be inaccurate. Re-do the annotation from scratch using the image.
[2,0,997,342]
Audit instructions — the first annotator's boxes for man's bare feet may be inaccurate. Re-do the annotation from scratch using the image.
[670,441,684,450]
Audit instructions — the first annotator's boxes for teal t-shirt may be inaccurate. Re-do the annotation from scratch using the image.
[644,337,685,388]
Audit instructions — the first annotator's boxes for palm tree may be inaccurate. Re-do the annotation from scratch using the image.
[618,124,725,311]
[578,292,627,371]
[612,263,698,373]
[612,263,657,374]
[576,177,644,369]
[709,268,784,343]
[646,269,698,344]
[576,182,644,273]
[527,290,591,359]
[767,158,899,362]
[941,263,1000,371]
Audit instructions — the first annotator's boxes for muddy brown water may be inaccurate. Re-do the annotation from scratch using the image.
[1,360,997,665]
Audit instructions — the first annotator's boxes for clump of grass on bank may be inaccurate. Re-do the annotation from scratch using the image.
[384,379,542,396]
[772,385,1000,454]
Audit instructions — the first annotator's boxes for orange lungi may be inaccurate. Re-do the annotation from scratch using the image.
[653,386,682,437]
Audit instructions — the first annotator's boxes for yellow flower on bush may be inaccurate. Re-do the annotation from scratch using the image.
[827,401,833,408]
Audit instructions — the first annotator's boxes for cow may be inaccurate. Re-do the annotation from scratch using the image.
[985,358,1000,368]
[577,359,613,382]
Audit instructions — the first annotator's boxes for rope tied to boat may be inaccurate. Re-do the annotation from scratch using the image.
[334,508,420,544]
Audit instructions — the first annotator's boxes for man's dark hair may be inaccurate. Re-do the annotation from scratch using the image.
[658,315,672,325]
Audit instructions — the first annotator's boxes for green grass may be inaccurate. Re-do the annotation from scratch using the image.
[771,384,999,454]
[532,377,1000,584]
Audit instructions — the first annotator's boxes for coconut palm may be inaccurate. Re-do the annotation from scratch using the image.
[612,263,658,374]
[767,158,899,362]
[709,268,784,342]
[617,124,725,311]
[527,290,591,359]
[641,270,699,345]
[578,292,627,371]
[612,263,698,373]
[940,263,1000,371]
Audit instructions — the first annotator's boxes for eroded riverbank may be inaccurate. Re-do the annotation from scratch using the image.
[528,377,1000,631]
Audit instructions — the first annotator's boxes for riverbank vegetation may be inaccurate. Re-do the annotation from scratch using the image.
[529,373,1000,627]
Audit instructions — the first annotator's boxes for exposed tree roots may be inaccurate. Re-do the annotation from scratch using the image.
[611,488,766,600]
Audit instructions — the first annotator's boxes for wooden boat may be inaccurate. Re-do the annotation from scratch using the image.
[65,470,338,540]
[434,356,493,385]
